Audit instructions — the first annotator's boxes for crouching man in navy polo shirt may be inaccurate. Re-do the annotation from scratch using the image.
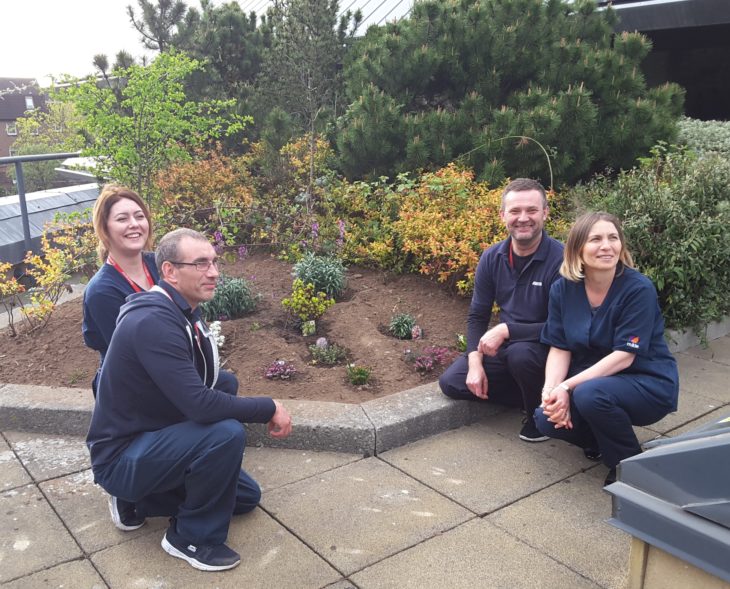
[87,228,292,572]
[439,178,564,442]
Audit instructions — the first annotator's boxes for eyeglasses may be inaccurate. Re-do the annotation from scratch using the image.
[170,259,219,272]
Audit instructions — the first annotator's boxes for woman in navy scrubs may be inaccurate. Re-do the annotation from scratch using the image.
[534,212,679,485]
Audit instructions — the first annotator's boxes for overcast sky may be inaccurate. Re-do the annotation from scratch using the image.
[3,0,412,87]
[3,0,158,86]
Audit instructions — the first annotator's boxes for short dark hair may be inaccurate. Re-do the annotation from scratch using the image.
[155,228,209,274]
[501,178,547,210]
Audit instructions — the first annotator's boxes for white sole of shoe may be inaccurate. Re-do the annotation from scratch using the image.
[519,434,550,442]
[107,497,145,531]
[161,534,241,572]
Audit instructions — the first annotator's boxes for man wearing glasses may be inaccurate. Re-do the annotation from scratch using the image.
[87,228,292,572]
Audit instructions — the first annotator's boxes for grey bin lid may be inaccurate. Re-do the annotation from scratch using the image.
[605,414,730,584]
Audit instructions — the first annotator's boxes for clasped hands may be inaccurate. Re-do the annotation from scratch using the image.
[541,386,572,429]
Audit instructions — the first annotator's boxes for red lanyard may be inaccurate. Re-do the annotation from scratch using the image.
[508,243,514,269]
[107,255,154,292]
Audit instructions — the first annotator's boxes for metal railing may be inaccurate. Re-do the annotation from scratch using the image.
[0,152,83,252]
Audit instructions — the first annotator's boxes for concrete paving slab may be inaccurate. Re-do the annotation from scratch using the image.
[644,390,724,434]
[0,436,31,491]
[91,507,340,589]
[0,559,106,589]
[361,382,500,453]
[40,469,165,554]
[380,422,588,515]
[674,353,730,402]
[0,384,93,436]
[350,518,601,589]
[0,484,82,583]
[663,405,730,437]
[262,457,474,576]
[322,580,358,589]
[682,336,730,365]
[243,446,361,492]
[487,471,630,589]
[5,432,89,482]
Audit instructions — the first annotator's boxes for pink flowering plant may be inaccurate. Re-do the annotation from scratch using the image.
[265,359,297,380]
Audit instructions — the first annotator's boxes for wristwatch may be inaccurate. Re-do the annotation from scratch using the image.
[557,383,572,394]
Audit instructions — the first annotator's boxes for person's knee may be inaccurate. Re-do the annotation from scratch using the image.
[504,342,547,374]
[533,407,552,436]
[210,419,247,453]
[439,356,469,399]
[215,370,239,396]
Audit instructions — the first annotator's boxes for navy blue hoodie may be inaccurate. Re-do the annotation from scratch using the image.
[86,280,276,469]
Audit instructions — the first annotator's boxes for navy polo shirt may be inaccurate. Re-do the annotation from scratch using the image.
[466,231,564,353]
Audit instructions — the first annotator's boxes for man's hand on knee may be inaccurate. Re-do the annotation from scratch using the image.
[268,400,293,438]
[466,353,489,399]
[477,323,509,357]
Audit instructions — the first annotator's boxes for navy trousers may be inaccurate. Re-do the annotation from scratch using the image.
[534,375,672,468]
[94,419,259,545]
[439,342,548,417]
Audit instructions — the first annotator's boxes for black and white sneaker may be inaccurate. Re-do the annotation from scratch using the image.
[519,417,550,442]
[108,496,146,531]
[161,520,241,572]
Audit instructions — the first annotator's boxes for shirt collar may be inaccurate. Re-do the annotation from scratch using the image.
[500,230,551,260]
[158,279,201,322]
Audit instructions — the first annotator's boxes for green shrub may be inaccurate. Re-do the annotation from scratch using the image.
[281,279,335,323]
[200,274,260,322]
[309,342,348,365]
[568,144,730,332]
[346,363,372,386]
[389,313,417,339]
[677,116,730,156]
[293,252,347,299]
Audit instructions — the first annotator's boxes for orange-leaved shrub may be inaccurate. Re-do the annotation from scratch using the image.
[395,164,505,294]
[154,147,253,247]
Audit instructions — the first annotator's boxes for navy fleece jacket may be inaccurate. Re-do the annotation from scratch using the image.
[466,231,564,353]
[87,280,276,469]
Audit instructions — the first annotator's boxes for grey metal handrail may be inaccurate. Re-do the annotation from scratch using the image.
[0,151,83,253]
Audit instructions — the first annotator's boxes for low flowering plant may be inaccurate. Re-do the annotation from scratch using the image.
[265,359,297,380]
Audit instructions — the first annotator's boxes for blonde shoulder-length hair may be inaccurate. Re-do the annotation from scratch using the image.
[560,211,634,282]
[92,185,153,263]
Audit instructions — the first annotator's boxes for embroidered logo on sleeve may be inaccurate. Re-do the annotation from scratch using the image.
[626,336,640,349]
[531,281,543,286]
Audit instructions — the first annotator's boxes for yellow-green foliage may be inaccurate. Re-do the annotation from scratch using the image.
[281,279,335,323]
[394,164,505,293]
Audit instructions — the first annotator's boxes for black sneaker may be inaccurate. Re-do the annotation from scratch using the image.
[108,496,146,531]
[161,521,241,572]
[583,446,602,461]
[604,467,617,486]
[519,417,549,442]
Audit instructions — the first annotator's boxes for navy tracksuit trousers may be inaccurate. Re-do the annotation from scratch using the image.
[439,341,548,418]
[533,375,671,468]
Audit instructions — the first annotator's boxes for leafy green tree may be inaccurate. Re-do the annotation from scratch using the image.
[6,101,85,192]
[337,0,684,184]
[61,51,248,199]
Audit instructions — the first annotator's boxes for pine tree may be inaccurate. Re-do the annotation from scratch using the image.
[338,0,684,185]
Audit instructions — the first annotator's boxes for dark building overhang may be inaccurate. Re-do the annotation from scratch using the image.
[602,0,730,32]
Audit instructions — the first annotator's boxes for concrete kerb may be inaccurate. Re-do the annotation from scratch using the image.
[0,380,492,456]
[2,314,727,455]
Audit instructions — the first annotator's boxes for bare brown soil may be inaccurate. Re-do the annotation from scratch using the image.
[0,253,471,404]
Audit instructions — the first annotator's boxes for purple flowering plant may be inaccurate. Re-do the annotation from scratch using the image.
[265,359,297,380]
